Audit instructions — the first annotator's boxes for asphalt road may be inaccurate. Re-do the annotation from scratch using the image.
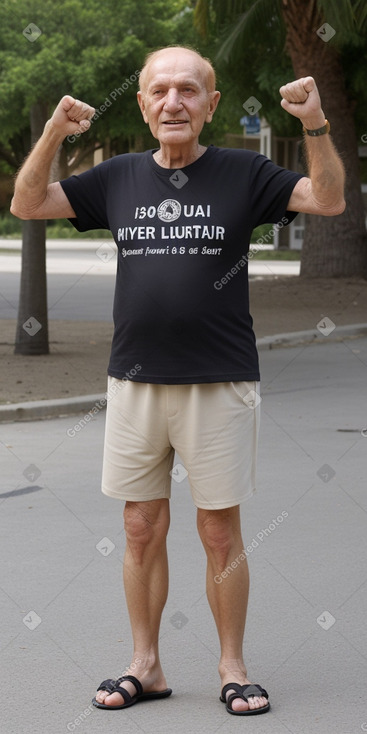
[1,336,366,734]
[0,239,299,322]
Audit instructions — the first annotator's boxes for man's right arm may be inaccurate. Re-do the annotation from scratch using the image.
[10,96,95,220]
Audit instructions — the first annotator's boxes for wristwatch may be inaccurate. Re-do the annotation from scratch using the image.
[303,120,330,136]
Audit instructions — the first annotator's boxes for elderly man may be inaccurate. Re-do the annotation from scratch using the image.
[11,45,345,716]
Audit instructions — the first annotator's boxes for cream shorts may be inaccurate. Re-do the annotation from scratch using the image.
[101,378,260,510]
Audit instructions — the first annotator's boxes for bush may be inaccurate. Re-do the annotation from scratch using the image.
[250,223,273,243]
[0,212,23,236]
[0,212,111,239]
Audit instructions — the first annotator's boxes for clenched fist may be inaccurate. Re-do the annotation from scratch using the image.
[49,95,95,139]
[279,77,325,130]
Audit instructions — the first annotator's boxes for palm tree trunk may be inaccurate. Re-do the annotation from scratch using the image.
[14,101,49,355]
[281,0,367,278]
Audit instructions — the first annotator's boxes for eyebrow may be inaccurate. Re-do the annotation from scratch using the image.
[147,77,201,90]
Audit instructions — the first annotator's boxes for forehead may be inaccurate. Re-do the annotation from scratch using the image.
[144,50,207,90]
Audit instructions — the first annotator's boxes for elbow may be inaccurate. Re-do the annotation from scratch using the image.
[337,197,346,215]
[10,197,23,219]
[327,197,346,216]
[10,197,31,220]
[314,196,346,217]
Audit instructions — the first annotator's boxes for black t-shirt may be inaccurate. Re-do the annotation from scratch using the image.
[60,146,303,383]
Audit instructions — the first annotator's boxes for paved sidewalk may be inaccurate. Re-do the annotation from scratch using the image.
[1,337,366,734]
[1,238,294,277]
[1,322,367,422]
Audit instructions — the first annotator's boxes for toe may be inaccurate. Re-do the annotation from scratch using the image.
[94,687,127,706]
[95,691,108,704]
[231,696,250,712]
[247,695,268,711]
[230,694,269,712]
[225,688,250,712]
[103,691,126,707]
[248,695,261,709]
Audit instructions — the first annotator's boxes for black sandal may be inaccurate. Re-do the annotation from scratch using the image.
[220,682,270,715]
[92,674,172,710]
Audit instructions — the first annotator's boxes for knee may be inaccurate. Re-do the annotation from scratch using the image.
[124,500,169,551]
[197,508,240,565]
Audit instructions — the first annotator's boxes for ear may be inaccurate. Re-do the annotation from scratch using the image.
[137,91,149,124]
[205,91,221,123]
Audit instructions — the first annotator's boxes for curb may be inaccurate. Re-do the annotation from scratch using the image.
[257,322,367,350]
[0,393,105,424]
[1,323,367,423]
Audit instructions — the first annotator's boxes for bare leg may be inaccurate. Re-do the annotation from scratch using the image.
[197,505,268,713]
[95,498,170,706]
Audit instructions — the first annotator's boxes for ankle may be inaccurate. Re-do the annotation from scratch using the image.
[126,650,160,675]
[219,658,247,680]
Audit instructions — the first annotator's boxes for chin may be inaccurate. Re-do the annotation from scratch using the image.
[158,131,191,145]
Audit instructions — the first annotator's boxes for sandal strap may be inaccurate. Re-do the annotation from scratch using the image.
[108,685,133,704]
[221,682,244,700]
[114,674,143,697]
[241,684,268,699]
[96,678,116,694]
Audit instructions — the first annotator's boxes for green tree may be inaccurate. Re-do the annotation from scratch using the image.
[195,0,367,278]
[0,0,189,354]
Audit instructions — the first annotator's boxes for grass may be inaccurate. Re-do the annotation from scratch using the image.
[0,214,111,239]
[0,246,301,259]
[250,249,300,260]
[0,216,301,258]
[0,227,111,240]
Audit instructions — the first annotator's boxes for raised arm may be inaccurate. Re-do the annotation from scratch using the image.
[279,77,345,216]
[10,96,95,220]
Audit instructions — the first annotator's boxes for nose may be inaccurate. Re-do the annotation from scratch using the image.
[163,88,183,112]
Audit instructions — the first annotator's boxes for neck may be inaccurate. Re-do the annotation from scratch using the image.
[153,143,207,169]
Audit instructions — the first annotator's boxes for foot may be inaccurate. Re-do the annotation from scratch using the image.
[219,663,269,714]
[94,661,169,707]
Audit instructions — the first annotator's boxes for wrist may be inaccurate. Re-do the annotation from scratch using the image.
[300,111,326,131]
[44,118,68,145]
[303,119,330,137]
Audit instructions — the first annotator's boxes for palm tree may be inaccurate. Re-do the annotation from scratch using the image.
[195,0,367,278]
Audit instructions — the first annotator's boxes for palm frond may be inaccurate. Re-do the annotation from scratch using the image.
[317,0,367,34]
[194,0,210,37]
[350,0,367,29]
[215,0,282,63]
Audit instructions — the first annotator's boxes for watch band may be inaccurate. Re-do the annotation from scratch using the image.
[303,119,330,136]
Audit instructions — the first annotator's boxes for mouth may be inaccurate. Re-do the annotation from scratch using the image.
[162,120,188,125]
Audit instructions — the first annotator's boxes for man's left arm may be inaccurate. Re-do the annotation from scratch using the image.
[279,76,346,216]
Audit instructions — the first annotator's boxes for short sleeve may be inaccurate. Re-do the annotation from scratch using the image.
[59,159,111,232]
[249,154,304,227]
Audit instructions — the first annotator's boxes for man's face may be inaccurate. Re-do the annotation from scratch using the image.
[137,49,220,146]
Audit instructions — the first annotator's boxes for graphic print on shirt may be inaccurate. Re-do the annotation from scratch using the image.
[116,197,226,257]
